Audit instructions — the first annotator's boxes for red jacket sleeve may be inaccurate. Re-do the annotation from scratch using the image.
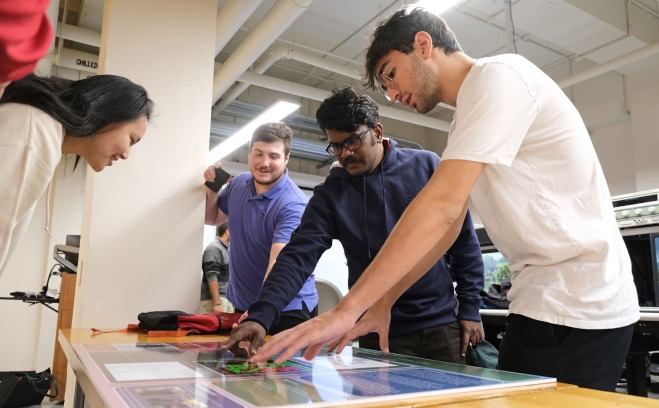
[0,0,53,82]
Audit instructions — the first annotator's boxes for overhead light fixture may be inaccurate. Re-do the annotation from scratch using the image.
[413,0,463,15]
[208,100,300,164]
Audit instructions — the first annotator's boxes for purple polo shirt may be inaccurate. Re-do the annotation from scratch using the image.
[218,170,318,312]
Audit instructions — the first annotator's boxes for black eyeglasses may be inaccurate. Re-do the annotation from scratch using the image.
[325,127,372,156]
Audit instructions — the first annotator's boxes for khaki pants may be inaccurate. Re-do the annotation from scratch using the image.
[199,297,234,314]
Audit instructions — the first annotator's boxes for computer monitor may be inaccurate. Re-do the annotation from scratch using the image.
[64,235,80,273]
[53,235,80,274]
[651,233,659,306]
[623,232,659,307]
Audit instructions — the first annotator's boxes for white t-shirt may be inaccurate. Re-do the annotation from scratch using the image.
[442,54,639,329]
[0,103,64,276]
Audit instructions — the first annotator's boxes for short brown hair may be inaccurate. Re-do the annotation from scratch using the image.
[217,221,228,237]
[250,122,293,156]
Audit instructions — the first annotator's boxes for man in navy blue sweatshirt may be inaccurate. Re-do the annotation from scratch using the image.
[224,87,484,362]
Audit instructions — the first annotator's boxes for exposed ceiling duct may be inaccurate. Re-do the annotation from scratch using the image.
[214,46,362,114]
[212,0,315,104]
[56,23,101,47]
[45,0,659,163]
[237,69,453,132]
[214,0,264,57]
[213,100,424,165]
[44,4,659,136]
[558,41,659,89]
[214,45,454,118]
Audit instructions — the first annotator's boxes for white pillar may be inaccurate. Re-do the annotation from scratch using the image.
[71,0,216,329]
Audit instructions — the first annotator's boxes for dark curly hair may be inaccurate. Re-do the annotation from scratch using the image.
[1,74,154,137]
[364,6,462,92]
[316,87,379,133]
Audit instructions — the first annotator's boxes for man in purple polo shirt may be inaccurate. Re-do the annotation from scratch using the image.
[203,122,318,334]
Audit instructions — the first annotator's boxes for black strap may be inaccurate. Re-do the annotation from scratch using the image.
[16,370,59,398]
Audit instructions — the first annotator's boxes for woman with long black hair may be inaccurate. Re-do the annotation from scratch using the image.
[0,74,154,276]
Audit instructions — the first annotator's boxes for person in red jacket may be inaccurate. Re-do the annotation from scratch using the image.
[0,0,53,96]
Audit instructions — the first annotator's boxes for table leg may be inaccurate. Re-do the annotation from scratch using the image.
[626,352,648,397]
[74,380,86,408]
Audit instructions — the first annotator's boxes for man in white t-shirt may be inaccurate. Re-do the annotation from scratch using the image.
[250,6,639,392]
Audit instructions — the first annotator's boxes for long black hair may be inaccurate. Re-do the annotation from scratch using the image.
[1,74,154,137]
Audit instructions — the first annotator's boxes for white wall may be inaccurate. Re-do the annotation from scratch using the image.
[0,156,85,370]
[591,121,637,196]
[587,64,659,195]
[627,66,659,191]
[0,193,53,370]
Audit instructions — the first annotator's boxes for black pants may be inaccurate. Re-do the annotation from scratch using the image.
[498,313,633,391]
[358,322,466,364]
[237,303,317,335]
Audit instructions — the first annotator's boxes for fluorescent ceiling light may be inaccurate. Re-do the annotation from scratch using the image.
[208,100,300,164]
[413,0,464,15]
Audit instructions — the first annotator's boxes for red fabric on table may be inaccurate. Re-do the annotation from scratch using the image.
[177,314,220,333]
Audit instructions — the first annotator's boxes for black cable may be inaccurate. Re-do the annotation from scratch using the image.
[508,0,518,54]
[41,263,61,297]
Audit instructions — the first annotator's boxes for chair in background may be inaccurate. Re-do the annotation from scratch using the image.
[314,278,344,315]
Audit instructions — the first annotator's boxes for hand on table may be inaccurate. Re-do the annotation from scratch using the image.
[222,320,267,358]
[249,307,358,364]
[328,301,392,354]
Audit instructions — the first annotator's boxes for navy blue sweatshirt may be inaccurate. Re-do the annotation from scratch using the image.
[247,139,484,337]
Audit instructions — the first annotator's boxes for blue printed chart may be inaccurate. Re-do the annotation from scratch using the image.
[73,342,555,407]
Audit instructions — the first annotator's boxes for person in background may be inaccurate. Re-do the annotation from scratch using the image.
[203,122,318,334]
[200,221,234,314]
[223,87,484,361]
[0,0,53,97]
[251,6,639,392]
[0,74,154,276]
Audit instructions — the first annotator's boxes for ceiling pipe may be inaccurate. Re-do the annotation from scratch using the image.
[213,46,291,115]
[215,0,264,57]
[214,45,362,113]
[558,41,659,88]
[42,12,659,122]
[238,69,452,132]
[214,46,363,115]
[35,0,59,77]
[215,45,449,120]
[56,23,101,47]
[286,48,362,79]
[212,0,315,104]
[272,46,455,111]
[504,0,514,53]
